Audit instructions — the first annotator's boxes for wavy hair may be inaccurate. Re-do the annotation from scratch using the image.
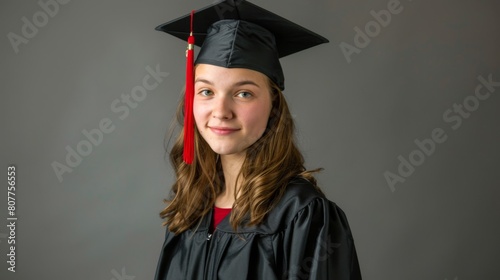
[161,79,322,234]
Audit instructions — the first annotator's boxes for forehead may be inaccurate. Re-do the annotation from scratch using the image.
[195,64,269,85]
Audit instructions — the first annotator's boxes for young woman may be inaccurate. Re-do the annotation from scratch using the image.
[154,1,362,279]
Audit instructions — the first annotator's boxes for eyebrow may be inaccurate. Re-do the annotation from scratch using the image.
[195,78,261,88]
[194,78,213,85]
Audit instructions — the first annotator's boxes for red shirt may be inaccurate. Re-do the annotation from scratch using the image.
[211,206,232,232]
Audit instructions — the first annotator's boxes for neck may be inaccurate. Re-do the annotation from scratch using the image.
[216,153,245,208]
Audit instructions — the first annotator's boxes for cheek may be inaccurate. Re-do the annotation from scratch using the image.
[244,105,271,135]
[193,100,208,128]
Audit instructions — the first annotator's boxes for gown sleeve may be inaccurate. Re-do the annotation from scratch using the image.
[275,197,362,280]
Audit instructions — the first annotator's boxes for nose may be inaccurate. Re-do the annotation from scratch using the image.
[212,95,233,120]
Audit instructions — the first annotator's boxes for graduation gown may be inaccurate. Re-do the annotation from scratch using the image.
[154,179,362,279]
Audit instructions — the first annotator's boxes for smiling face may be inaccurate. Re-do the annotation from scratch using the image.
[193,64,273,158]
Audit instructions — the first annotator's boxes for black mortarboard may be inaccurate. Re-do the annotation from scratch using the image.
[155,0,329,91]
[155,0,328,164]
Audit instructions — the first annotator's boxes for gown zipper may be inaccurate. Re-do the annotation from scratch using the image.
[204,229,216,279]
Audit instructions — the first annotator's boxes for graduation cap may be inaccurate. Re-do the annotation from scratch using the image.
[155,0,329,164]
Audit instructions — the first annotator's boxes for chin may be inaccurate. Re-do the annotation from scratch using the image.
[208,145,245,157]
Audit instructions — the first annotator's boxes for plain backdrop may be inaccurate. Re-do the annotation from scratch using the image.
[1,0,499,279]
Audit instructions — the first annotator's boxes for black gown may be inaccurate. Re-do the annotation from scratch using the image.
[154,178,362,279]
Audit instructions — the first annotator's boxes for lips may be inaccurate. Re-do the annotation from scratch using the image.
[208,126,240,135]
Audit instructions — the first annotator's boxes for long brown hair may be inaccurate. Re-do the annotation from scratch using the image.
[161,79,322,234]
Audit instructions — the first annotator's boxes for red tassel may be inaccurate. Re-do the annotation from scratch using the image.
[183,10,195,164]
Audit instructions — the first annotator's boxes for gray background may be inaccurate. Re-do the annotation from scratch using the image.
[1,0,499,279]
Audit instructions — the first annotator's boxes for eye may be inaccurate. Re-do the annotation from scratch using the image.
[236,91,253,98]
[198,89,213,97]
